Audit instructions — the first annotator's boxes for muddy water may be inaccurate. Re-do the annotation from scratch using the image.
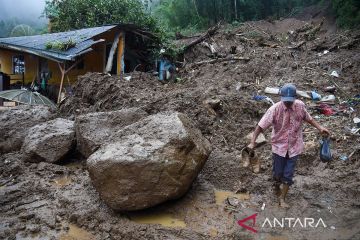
[129,212,186,228]
[125,188,249,234]
[59,223,96,240]
[214,190,250,205]
[52,176,72,187]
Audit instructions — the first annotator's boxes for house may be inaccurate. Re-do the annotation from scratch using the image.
[0,24,157,103]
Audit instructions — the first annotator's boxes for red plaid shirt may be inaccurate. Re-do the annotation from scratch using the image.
[258,100,313,157]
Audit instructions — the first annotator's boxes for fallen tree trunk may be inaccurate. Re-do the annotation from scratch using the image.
[288,41,306,50]
[192,56,250,66]
[183,23,220,51]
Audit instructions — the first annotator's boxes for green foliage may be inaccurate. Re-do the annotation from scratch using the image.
[0,20,17,37]
[154,0,327,32]
[331,0,360,28]
[153,0,359,32]
[154,0,206,30]
[45,38,76,51]
[43,0,160,34]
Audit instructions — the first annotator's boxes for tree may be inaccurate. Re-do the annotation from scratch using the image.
[10,24,35,37]
[154,0,331,33]
[43,0,160,33]
[331,0,360,28]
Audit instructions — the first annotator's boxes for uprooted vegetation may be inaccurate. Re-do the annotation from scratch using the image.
[45,38,76,51]
[1,15,360,240]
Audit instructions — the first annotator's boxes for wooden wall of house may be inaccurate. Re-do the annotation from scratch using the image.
[0,48,39,85]
[0,45,105,85]
[47,44,105,84]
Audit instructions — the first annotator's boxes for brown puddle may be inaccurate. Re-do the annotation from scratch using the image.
[209,227,218,237]
[129,212,186,228]
[59,224,96,240]
[52,176,72,187]
[214,190,250,205]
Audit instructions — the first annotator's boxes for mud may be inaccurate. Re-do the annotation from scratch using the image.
[1,13,360,240]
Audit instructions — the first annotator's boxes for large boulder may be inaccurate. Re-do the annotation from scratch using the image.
[22,118,75,163]
[75,108,148,158]
[0,105,54,154]
[87,112,212,211]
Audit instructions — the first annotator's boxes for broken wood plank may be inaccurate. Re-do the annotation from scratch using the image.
[201,41,217,54]
[105,32,122,73]
[264,87,311,99]
[57,63,66,104]
[57,59,82,104]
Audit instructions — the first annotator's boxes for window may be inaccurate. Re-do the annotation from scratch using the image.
[13,55,25,74]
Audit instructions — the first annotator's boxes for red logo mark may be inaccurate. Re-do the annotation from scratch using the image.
[237,213,258,233]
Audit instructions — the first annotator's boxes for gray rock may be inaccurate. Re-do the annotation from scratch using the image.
[87,112,212,211]
[75,108,148,158]
[22,118,75,163]
[0,105,53,154]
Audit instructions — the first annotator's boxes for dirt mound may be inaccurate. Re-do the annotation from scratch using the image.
[60,71,265,153]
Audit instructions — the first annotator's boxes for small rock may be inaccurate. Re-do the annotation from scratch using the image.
[18,212,35,221]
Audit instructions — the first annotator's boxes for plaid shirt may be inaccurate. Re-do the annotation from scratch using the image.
[258,100,313,158]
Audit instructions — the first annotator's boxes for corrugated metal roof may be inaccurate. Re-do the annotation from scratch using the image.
[0,25,117,62]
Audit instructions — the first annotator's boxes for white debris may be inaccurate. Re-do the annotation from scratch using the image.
[330,70,339,78]
[353,117,360,124]
[320,95,336,102]
[124,76,132,81]
[261,203,266,211]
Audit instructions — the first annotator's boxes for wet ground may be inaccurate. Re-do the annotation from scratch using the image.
[1,145,359,239]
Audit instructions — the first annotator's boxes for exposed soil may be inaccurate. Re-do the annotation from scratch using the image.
[1,14,360,240]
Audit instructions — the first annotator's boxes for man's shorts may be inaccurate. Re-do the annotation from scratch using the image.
[272,153,299,185]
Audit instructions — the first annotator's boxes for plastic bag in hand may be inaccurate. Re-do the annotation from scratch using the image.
[320,137,332,162]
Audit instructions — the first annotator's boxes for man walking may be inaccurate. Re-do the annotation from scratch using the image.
[248,84,330,208]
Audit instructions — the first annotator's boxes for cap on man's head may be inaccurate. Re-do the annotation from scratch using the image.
[280,84,296,102]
